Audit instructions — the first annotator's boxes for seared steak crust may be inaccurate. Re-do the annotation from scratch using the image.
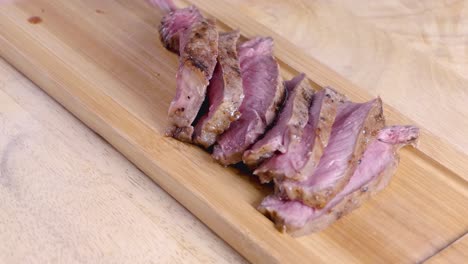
[277,98,385,208]
[259,126,419,236]
[193,31,244,148]
[212,37,285,165]
[166,19,219,142]
[159,5,203,53]
[255,87,344,183]
[242,74,314,168]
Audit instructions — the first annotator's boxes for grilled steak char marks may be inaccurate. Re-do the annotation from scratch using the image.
[259,126,419,236]
[242,74,314,168]
[277,98,385,208]
[158,5,203,53]
[166,18,219,142]
[193,31,244,148]
[255,87,344,183]
[212,37,285,165]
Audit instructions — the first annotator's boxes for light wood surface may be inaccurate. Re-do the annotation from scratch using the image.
[0,58,245,263]
[426,234,468,264]
[0,0,466,263]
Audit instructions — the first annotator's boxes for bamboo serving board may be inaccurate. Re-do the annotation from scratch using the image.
[0,0,467,263]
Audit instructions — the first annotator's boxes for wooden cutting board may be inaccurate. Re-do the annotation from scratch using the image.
[0,0,466,263]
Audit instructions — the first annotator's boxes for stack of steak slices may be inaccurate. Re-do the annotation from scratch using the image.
[193,30,244,148]
[256,91,418,234]
[154,0,419,235]
[258,125,419,235]
[161,4,219,142]
[213,37,285,165]
[252,86,345,183]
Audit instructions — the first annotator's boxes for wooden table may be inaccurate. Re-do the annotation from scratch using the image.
[0,58,245,263]
[1,0,467,263]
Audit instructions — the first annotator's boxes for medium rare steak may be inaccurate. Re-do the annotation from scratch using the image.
[193,31,244,148]
[277,98,385,208]
[254,87,344,183]
[165,17,219,142]
[258,126,419,236]
[157,2,203,53]
[242,74,314,168]
[212,37,285,165]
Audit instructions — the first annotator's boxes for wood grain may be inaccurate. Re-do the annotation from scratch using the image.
[0,58,245,263]
[0,0,466,263]
[426,234,468,264]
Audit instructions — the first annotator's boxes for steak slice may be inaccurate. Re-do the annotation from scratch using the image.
[212,37,285,165]
[158,4,203,54]
[254,87,344,183]
[242,74,314,168]
[193,31,244,148]
[277,98,385,208]
[258,126,419,236]
[165,19,219,142]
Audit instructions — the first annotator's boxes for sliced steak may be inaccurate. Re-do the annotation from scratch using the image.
[165,19,219,142]
[158,4,203,53]
[193,31,244,148]
[258,126,419,236]
[242,74,313,168]
[277,98,385,208]
[212,37,285,165]
[254,87,344,183]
